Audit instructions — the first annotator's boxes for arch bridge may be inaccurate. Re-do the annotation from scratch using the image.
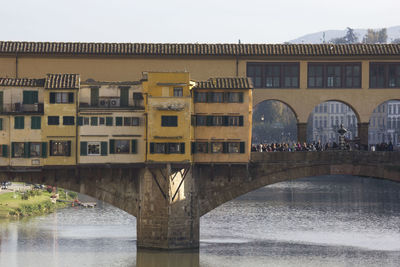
[0,151,399,249]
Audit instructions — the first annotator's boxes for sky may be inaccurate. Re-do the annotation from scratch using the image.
[1,0,400,44]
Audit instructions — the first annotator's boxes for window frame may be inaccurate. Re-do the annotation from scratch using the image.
[161,116,178,127]
[87,141,101,156]
[307,62,361,89]
[48,116,60,126]
[63,116,75,126]
[370,62,400,88]
[247,62,300,89]
[30,142,42,158]
[50,140,71,156]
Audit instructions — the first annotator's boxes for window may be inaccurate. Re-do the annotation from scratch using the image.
[115,140,130,154]
[50,141,71,156]
[370,63,400,88]
[88,142,100,155]
[116,117,123,126]
[308,63,361,88]
[99,117,105,125]
[12,143,24,158]
[133,93,144,108]
[196,116,207,126]
[212,92,224,103]
[168,143,181,153]
[120,87,129,107]
[228,142,240,153]
[91,117,98,126]
[150,142,184,154]
[211,142,223,153]
[155,143,166,153]
[161,116,178,127]
[247,63,299,88]
[48,116,59,125]
[14,116,24,129]
[194,92,207,103]
[226,92,243,103]
[30,143,41,157]
[31,116,41,129]
[195,142,208,153]
[50,92,74,104]
[173,87,183,97]
[0,118,3,131]
[228,116,240,126]
[106,117,113,126]
[63,116,75,125]
[124,117,140,126]
[212,116,223,126]
[23,91,38,104]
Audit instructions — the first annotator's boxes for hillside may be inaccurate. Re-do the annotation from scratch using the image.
[289,26,400,44]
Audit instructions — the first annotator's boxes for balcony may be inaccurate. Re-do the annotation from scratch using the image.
[0,103,44,114]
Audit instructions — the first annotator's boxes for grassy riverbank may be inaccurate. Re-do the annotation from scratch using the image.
[0,188,76,219]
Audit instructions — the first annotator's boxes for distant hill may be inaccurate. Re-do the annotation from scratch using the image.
[288,26,400,44]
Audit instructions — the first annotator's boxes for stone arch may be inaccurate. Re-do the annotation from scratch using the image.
[253,99,299,122]
[368,99,400,146]
[198,151,400,216]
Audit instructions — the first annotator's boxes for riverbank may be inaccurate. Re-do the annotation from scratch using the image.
[0,188,76,219]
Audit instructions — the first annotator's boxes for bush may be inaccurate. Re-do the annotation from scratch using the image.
[68,191,78,199]
[21,193,29,200]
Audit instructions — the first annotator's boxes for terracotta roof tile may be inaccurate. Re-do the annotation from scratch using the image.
[194,78,253,90]
[1,42,400,57]
[0,78,45,87]
[45,74,80,89]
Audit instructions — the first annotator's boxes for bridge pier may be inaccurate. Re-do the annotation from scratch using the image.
[357,122,369,149]
[137,164,199,249]
[297,122,307,143]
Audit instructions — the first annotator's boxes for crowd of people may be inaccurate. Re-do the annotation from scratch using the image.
[252,141,397,152]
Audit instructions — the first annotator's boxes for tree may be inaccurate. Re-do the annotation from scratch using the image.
[362,28,387,44]
[392,38,400,44]
[329,27,358,44]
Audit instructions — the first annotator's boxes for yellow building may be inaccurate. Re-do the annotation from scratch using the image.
[42,74,80,166]
[143,72,195,163]
[192,78,253,163]
[78,80,146,165]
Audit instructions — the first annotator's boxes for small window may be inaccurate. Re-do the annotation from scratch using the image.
[173,87,183,97]
[91,117,98,126]
[50,92,74,104]
[228,116,240,126]
[212,92,224,103]
[115,140,130,154]
[50,141,71,156]
[168,143,181,153]
[194,92,207,103]
[48,116,59,125]
[196,116,207,126]
[31,116,41,129]
[211,142,223,153]
[227,92,242,103]
[124,117,132,126]
[88,142,100,155]
[228,142,240,153]
[116,117,123,126]
[12,143,25,157]
[83,117,89,125]
[161,116,178,127]
[106,117,113,126]
[30,143,41,157]
[99,117,105,125]
[63,116,75,125]
[155,143,166,153]
[196,142,208,153]
[212,116,223,126]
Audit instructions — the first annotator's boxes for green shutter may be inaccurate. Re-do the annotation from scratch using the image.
[0,118,3,130]
[109,140,115,154]
[101,142,108,156]
[31,116,41,129]
[120,88,129,107]
[131,140,137,154]
[240,142,245,153]
[191,142,196,154]
[11,142,15,158]
[0,91,3,112]
[150,143,154,154]
[180,143,185,154]
[50,92,56,103]
[23,91,38,104]
[67,141,72,156]
[106,117,113,126]
[239,116,244,126]
[80,142,87,156]
[90,87,99,106]
[2,145,7,157]
[24,142,30,158]
[116,117,122,126]
[41,142,47,158]
[15,116,24,129]
[78,116,83,126]
[223,142,228,153]
[68,92,74,103]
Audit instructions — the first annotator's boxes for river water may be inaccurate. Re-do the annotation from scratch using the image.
[1,175,400,267]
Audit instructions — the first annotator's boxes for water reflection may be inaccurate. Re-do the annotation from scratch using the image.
[0,175,400,267]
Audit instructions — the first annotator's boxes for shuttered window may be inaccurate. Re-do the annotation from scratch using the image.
[120,87,129,107]
[14,116,24,129]
[23,91,38,104]
[31,116,41,129]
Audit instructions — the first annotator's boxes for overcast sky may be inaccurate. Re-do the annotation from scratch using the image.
[1,0,399,44]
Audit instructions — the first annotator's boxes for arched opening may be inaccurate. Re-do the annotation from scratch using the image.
[306,101,359,147]
[252,100,298,145]
[368,100,400,150]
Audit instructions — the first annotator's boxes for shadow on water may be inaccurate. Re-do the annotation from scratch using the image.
[136,248,199,267]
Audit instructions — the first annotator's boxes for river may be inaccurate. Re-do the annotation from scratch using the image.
[1,175,400,267]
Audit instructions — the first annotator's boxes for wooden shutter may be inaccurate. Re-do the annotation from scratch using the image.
[31,117,41,129]
[0,91,3,112]
[109,140,115,154]
[49,141,53,156]
[78,116,83,126]
[239,116,244,126]
[2,145,7,157]
[41,142,47,158]
[67,141,72,156]
[101,142,108,156]
[131,140,137,154]
[240,142,245,153]
[223,142,228,153]
[120,87,129,107]
[24,142,30,158]
[191,142,196,154]
[68,92,74,103]
[50,92,56,103]
[11,142,15,158]
[0,118,2,130]
[80,142,87,156]
[180,143,185,154]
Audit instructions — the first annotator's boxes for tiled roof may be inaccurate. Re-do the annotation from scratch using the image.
[0,78,45,87]
[45,74,80,89]
[1,42,400,56]
[194,78,253,89]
